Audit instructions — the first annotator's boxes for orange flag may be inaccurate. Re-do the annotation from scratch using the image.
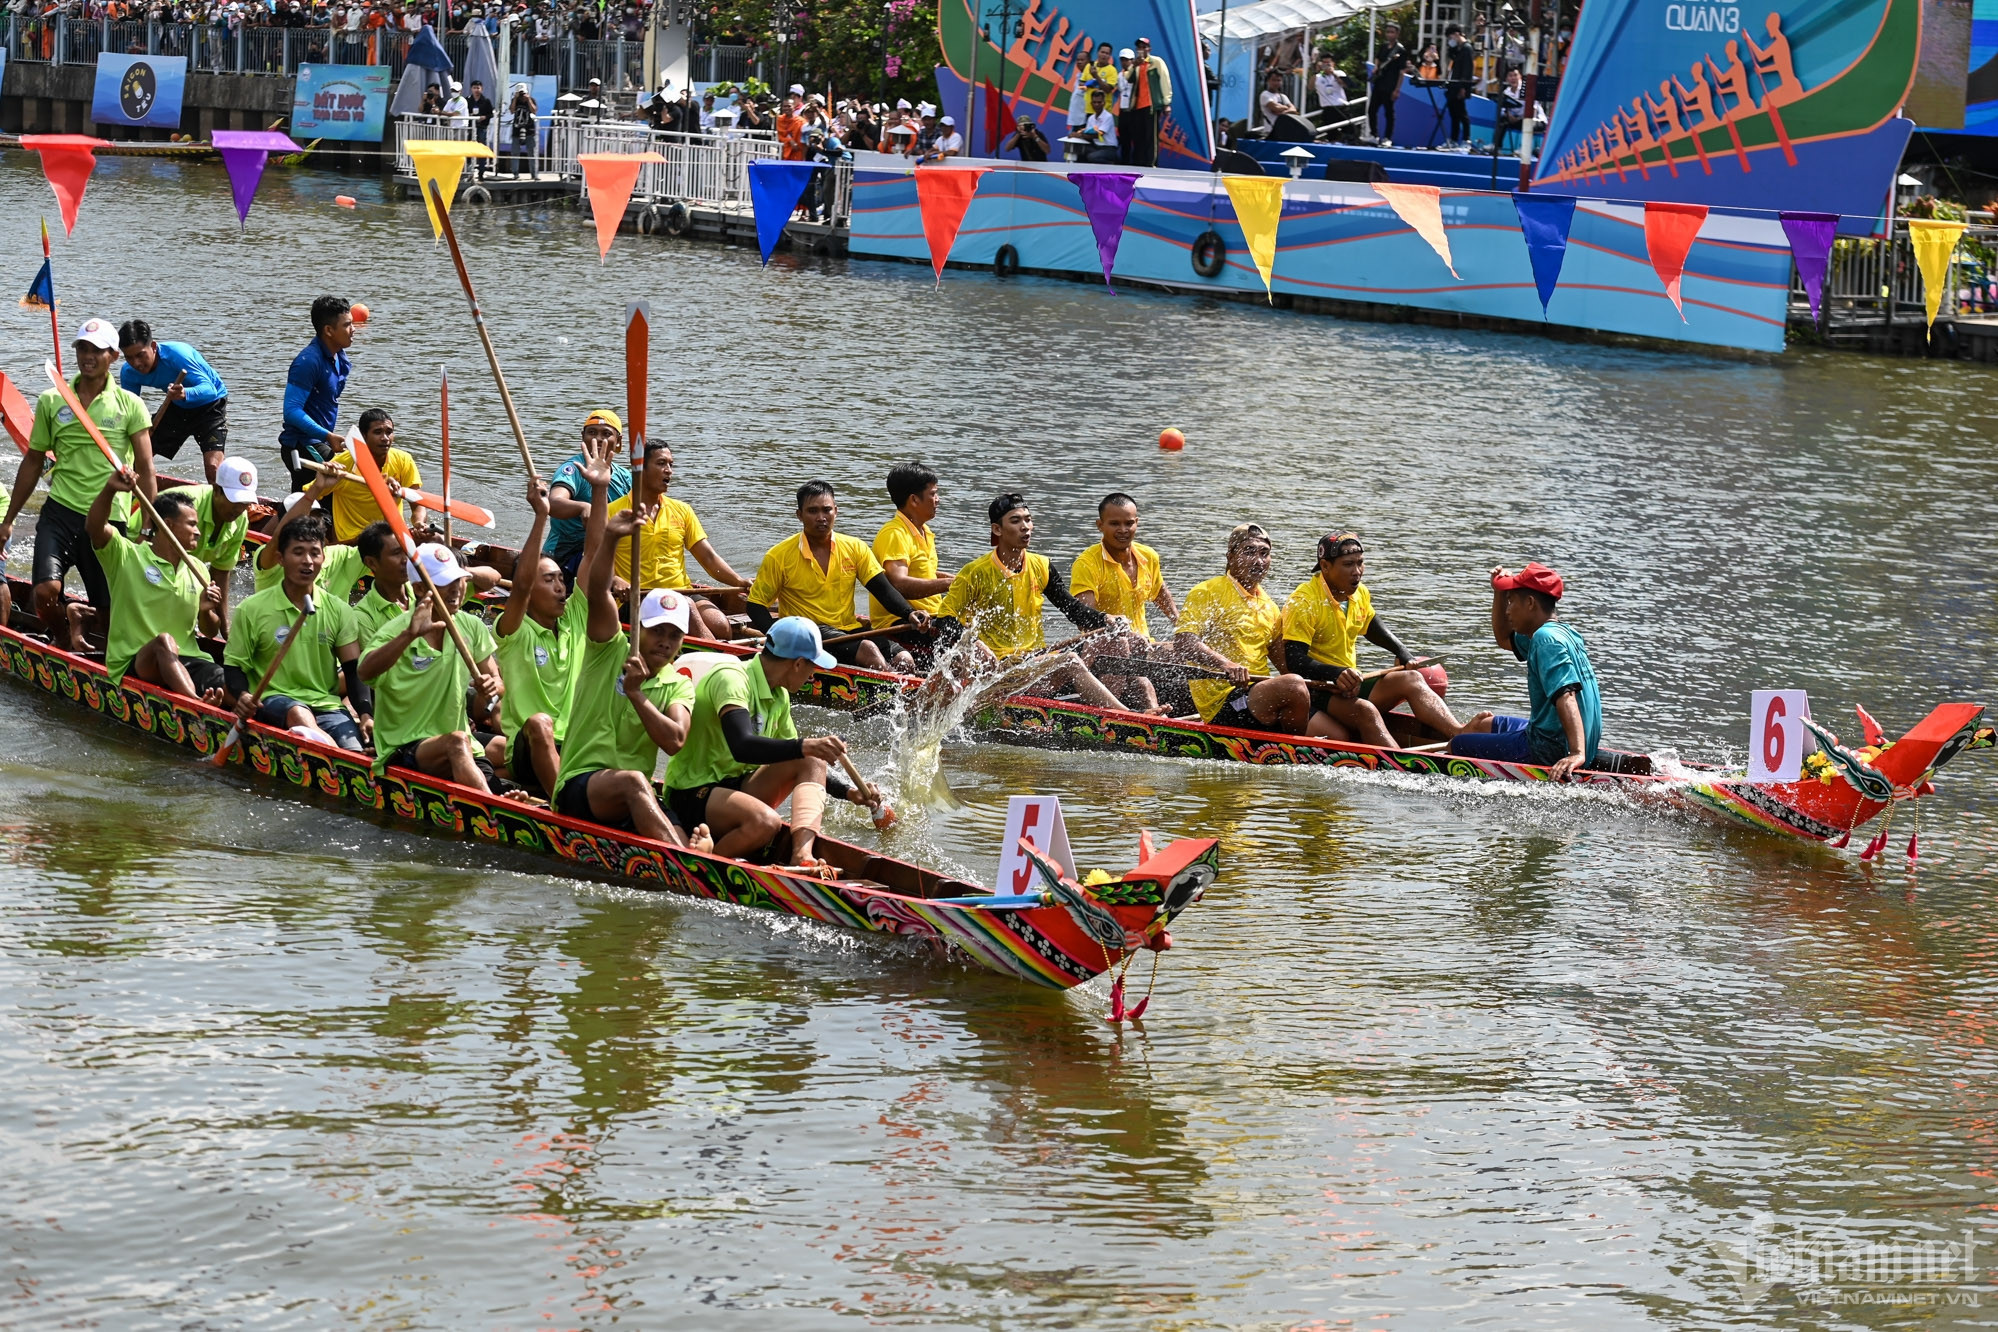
[579,152,665,260]
[1643,201,1708,319]
[1372,182,1458,278]
[914,166,989,286]
[20,134,109,236]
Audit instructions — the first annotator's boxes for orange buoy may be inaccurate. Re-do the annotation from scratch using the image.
[350,302,370,325]
[1158,427,1185,451]
[334,195,357,208]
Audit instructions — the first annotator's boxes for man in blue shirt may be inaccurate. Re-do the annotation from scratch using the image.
[1448,561,1604,779]
[117,319,230,485]
[279,295,355,495]
[541,408,633,585]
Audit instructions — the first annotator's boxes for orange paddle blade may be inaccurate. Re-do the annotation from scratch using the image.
[0,372,32,453]
[341,429,417,551]
[403,487,495,528]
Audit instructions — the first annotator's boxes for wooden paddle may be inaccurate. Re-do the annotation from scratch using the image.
[835,749,895,830]
[42,360,205,584]
[428,176,541,484]
[625,302,648,654]
[209,592,314,766]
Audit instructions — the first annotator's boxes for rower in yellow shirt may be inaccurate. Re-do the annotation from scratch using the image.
[1171,523,1311,731]
[327,407,420,543]
[608,439,751,640]
[1070,491,1178,711]
[747,480,929,671]
[931,492,1131,712]
[1283,531,1489,746]
[869,462,953,666]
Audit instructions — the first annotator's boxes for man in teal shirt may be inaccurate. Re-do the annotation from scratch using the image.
[0,318,157,649]
[1448,561,1603,780]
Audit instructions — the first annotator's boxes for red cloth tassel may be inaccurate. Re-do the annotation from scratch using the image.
[1859,829,1889,861]
[1128,996,1150,1020]
[1831,830,1851,849]
[1107,974,1126,1024]
[1906,831,1920,863]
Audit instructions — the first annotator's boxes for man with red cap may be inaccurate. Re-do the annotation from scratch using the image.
[1448,562,1603,779]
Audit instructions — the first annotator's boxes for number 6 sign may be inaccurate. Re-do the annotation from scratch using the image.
[1748,689,1812,784]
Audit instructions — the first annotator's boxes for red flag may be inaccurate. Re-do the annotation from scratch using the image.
[1643,201,1708,319]
[20,134,108,236]
[914,167,989,286]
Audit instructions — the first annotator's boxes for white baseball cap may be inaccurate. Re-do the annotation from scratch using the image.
[1119,47,1135,58]
[414,541,467,586]
[217,456,258,504]
[789,83,804,95]
[895,97,911,109]
[75,318,118,351]
[637,588,691,632]
[941,115,955,126]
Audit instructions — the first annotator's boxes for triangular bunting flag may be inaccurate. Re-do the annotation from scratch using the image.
[19,134,109,236]
[984,79,1010,155]
[1222,175,1284,301]
[1642,201,1708,319]
[1070,172,1140,292]
[914,166,989,286]
[406,140,497,239]
[1372,182,1458,278]
[748,160,819,265]
[1778,212,1838,327]
[1907,218,1966,339]
[1511,193,1576,317]
[212,129,300,231]
[579,152,664,260]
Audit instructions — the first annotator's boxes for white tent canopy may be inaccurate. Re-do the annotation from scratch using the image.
[1198,0,1399,42]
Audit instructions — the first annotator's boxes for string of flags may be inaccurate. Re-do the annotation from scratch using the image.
[8,135,1971,341]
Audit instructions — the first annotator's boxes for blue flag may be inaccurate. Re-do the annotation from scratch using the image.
[21,258,53,310]
[1511,193,1577,317]
[747,160,818,266]
[406,23,453,72]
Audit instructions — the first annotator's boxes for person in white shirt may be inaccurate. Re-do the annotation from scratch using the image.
[1258,70,1298,128]
[443,81,470,128]
[1313,52,1349,112]
[928,114,964,160]
[1080,86,1119,162]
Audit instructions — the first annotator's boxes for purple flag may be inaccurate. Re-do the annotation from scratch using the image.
[1070,172,1140,292]
[1780,211,1839,326]
[212,129,300,230]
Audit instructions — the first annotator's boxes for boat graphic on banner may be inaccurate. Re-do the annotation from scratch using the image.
[1532,0,1919,218]
[932,0,1214,169]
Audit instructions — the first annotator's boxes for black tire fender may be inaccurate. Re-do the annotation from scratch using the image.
[1191,229,1226,278]
[994,243,1020,277]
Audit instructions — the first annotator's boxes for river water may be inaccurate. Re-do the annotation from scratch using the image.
[2,158,1996,1328]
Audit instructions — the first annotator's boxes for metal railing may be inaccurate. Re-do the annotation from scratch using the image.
[1790,216,1998,328]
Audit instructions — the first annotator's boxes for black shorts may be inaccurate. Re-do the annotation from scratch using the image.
[1215,685,1255,724]
[30,499,116,609]
[151,398,228,461]
[386,738,506,790]
[822,627,867,667]
[180,654,226,696]
[665,775,744,833]
[504,728,544,794]
[555,770,633,830]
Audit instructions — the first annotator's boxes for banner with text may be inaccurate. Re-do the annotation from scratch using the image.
[292,64,392,142]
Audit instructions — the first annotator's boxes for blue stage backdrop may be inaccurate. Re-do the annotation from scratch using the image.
[292,64,392,142]
[1532,0,1920,219]
[91,54,187,130]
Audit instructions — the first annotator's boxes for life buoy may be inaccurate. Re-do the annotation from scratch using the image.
[1191,230,1226,278]
[636,204,662,235]
[994,243,1020,277]
[663,202,691,237]
[462,184,491,206]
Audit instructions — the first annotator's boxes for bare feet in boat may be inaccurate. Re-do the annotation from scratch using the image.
[689,823,714,854]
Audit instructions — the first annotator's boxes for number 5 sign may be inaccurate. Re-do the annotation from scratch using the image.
[995,795,1077,895]
[1749,689,1812,784]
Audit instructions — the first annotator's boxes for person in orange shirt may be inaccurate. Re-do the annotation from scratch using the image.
[777,86,806,161]
[1124,36,1172,167]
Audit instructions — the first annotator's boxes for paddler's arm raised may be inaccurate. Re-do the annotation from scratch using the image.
[258,476,338,573]
[578,436,644,645]
[496,476,550,639]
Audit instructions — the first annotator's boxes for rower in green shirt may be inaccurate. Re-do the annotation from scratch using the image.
[664,615,880,866]
[256,476,366,600]
[489,477,590,798]
[162,454,259,636]
[223,512,370,752]
[359,541,505,792]
[83,470,219,696]
[352,521,412,643]
[550,436,705,846]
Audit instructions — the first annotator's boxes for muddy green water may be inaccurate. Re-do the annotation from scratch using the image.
[1,158,1996,1328]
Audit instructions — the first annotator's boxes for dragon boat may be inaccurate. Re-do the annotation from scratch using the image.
[0,577,1218,991]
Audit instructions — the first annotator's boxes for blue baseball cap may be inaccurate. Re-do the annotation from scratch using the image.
[766,616,836,668]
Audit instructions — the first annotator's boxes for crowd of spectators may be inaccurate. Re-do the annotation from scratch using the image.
[2,0,651,44]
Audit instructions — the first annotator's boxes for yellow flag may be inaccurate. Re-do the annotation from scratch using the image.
[406,140,496,240]
[1907,218,1965,338]
[1223,176,1285,302]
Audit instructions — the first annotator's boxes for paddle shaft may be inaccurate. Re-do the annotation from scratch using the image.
[820,622,925,648]
[43,361,203,583]
[1093,653,1444,692]
[212,593,313,764]
[440,369,452,547]
[409,561,491,690]
[294,457,491,527]
[427,177,540,484]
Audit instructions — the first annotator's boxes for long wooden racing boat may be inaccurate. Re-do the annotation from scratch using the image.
[97,478,1997,849]
[0,579,1218,990]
